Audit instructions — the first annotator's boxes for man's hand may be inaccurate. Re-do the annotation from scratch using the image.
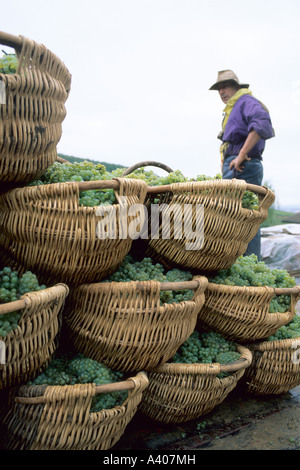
[229,153,251,172]
[229,130,260,172]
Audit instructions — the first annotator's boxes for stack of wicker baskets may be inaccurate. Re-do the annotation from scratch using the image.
[0,32,149,451]
[122,163,300,399]
[1,36,298,447]
[197,282,300,396]
[117,162,300,424]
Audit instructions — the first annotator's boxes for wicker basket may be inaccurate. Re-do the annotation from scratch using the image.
[2,372,148,450]
[139,344,252,423]
[144,178,275,272]
[62,276,208,372]
[243,335,300,395]
[196,283,300,343]
[0,283,69,390]
[0,31,71,187]
[0,178,148,285]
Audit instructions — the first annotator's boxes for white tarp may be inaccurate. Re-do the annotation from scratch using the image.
[261,224,300,312]
[261,224,300,275]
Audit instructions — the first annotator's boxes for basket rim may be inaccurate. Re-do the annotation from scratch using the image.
[0,30,70,73]
[73,275,208,294]
[119,161,271,198]
[0,30,23,50]
[206,281,300,297]
[0,178,149,197]
[147,344,252,375]
[146,178,272,197]
[247,335,300,351]
[13,371,149,406]
[0,283,69,316]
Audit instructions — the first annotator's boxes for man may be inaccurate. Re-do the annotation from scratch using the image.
[209,69,275,258]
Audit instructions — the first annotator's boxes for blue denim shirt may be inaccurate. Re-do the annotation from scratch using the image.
[221,95,275,160]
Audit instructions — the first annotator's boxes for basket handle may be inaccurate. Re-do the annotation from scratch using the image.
[159,279,200,292]
[219,356,250,373]
[77,180,120,191]
[122,162,269,197]
[0,31,23,50]
[14,378,136,405]
[56,156,70,164]
[160,282,300,294]
[147,181,270,196]
[121,160,174,176]
[273,286,300,296]
[0,298,28,316]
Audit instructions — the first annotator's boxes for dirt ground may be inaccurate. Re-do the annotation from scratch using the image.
[113,384,300,451]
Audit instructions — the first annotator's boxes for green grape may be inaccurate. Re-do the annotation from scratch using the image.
[28,353,127,412]
[28,160,259,210]
[105,255,194,305]
[0,267,46,338]
[241,190,259,210]
[209,255,296,314]
[267,315,300,341]
[111,168,258,209]
[171,330,241,377]
[0,51,18,74]
[28,161,117,207]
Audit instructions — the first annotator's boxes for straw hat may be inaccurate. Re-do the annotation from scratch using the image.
[209,70,249,90]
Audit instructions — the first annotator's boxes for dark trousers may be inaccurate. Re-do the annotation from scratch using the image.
[222,156,264,260]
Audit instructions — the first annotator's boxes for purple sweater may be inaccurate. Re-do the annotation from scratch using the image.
[222,95,275,160]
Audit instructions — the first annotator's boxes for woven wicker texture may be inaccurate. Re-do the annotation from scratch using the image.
[3,372,148,450]
[196,283,300,343]
[62,276,208,372]
[243,337,300,395]
[0,33,71,185]
[144,179,275,272]
[0,178,148,285]
[139,345,252,423]
[0,283,69,390]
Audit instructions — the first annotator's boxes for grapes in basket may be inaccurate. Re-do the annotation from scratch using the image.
[104,254,195,305]
[267,315,300,341]
[28,160,259,210]
[208,255,296,313]
[0,51,18,74]
[0,267,46,337]
[27,353,127,413]
[28,161,118,207]
[111,167,259,210]
[171,330,241,378]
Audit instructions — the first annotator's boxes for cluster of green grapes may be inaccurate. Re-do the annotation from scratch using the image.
[28,160,259,210]
[112,167,258,210]
[209,255,296,313]
[105,255,194,304]
[111,168,208,186]
[240,190,259,210]
[0,267,46,337]
[0,52,18,74]
[28,353,127,413]
[29,161,117,206]
[267,315,300,341]
[172,330,241,373]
